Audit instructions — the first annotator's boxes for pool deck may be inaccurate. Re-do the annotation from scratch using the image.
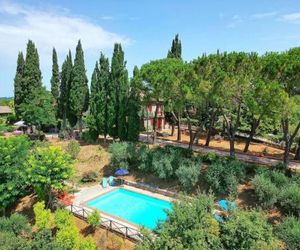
[67,183,173,238]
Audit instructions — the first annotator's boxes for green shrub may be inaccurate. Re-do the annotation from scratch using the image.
[33,201,54,230]
[66,140,80,159]
[205,160,246,196]
[152,152,174,179]
[54,209,74,229]
[201,152,219,163]
[87,210,101,229]
[137,144,153,173]
[79,236,97,250]
[0,213,31,236]
[276,216,300,250]
[252,173,279,208]
[220,210,279,249]
[269,171,289,187]
[32,229,56,249]
[175,159,201,190]
[55,225,80,250]
[82,130,97,143]
[279,183,300,217]
[108,142,136,170]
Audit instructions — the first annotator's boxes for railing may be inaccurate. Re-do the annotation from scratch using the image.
[69,204,142,241]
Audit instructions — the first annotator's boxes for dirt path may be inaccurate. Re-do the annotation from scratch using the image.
[139,134,300,172]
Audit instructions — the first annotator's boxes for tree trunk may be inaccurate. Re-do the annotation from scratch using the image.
[205,110,217,146]
[294,138,300,160]
[171,124,175,136]
[243,120,260,153]
[177,113,181,142]
[152,103,159,144]
[282,119,300,167]
[229,136,235,157]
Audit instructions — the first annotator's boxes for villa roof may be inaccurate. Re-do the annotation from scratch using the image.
[0,106,12,114]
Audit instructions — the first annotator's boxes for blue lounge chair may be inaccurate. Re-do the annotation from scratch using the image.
[218,200,236,212]
[109,176,114,186]
[102,177,108,188]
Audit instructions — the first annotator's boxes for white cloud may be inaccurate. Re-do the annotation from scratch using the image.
[0,0,132,63]
[281,12,300,23]
[251,12,278,20]
[101,15,114,20]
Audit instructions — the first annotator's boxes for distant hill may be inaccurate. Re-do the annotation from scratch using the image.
[0,97,13,106]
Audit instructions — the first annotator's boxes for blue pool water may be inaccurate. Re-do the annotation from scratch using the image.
[86,188,172,229]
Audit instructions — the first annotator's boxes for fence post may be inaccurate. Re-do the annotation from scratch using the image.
[82,208,84,218]
[70,204,73,213]
[126,227,128,238]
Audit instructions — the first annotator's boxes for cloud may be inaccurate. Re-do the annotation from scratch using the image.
[251,12,278,20]
[227,14,243,28]
[281,12,300,23]
[101,15,114,20]
[0,0,132,63]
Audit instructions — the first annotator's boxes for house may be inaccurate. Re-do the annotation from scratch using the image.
[0,106,12,116]
[143,100,169,131]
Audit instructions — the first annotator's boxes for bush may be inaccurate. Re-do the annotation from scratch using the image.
[252,173,279,208]
[201,152,219,163]
[55,225,80,250]
[108,142,136,170]
[79,236,97,250]
[279,183,300,217]
[0,213,31,236]
[66,140,80,159]
[175,159,201,190]
[33,201,54,230]
[54,209,74,229]
[152,151,175,179]
[87,210,101,229]
[137,144,153,173]
[269,171,289,187]
[205,160,246,196]
[82,130,98,143]
[276,216,300,250]
[220,210,279,249]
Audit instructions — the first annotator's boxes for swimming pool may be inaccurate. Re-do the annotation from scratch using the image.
[86,188,172,229]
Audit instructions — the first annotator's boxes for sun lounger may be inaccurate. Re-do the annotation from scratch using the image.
[102,177,108,188]
[109,176,114,186]
[218,199,236,212]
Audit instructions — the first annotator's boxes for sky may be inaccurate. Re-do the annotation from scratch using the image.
[1,0,300,97]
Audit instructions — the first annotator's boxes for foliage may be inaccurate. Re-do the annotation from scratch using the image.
[54,209,74,229]
[79,236,97,250]
[200,152,220,163]
[175,159,201,190]
[0,136,31,209]
[87,210,101,229]
[108,142,136,170]
[0,213,31,236]
[136,144,153,172]
[51,48,60,116]
[27,146,74,202]
[14,51,25,118]
[66,139,80,159]
[205,159,247,196]
[55,224,80,250]
[279,183,300,217]
[220,210,279,249]
[33,201,54,230]
[275,216,300,250]
[137,193,221,250]
[167,34,182,59]
[19,86,57,128]
[252,173,279,208]
[69,40,89,131]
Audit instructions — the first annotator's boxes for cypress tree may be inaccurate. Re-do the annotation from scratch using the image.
[50,48,60,117]
[59,51,73,129]
[21,40,42,104]
[167,34,182,59]
[14,52,25,118]
[110,43,129,140]
[99,53,111,141]
[69,40,89,132]
[127,66,141,142]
